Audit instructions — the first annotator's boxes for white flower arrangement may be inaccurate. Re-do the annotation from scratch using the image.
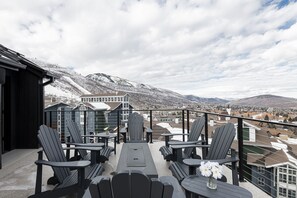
[199,161,223,179]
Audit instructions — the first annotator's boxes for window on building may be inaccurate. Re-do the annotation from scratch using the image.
[279,174,287,183]
[258,177,265,186]
[289,169,296,175]
[279,167,287,173]
[257,167,265,174]
[279,187,287,196]
[288,175,296,184]
[288,190,296,198]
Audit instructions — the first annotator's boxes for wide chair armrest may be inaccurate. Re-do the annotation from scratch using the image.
[171,143,209,150]
[35,160,90,168]
[66,142,105,147]
[161,133,189,137]
[63,146,102,151]
[168,140,204,146]
[63,146,102,164]
[183,156,238,167]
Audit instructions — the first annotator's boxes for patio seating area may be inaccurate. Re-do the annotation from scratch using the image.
[0,140,270,198]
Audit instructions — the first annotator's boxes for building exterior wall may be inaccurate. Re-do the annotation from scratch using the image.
[44,104,69,142]
[81,93,130,122]
[276,164,297,198]
[251,166,276,197]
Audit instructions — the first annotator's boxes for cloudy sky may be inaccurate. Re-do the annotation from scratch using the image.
[1,0,297,99]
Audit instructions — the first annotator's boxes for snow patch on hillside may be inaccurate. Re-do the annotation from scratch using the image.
[63,76,91,94]
[45,85,80,99]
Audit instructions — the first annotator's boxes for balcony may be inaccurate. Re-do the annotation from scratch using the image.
[1,109,297,198]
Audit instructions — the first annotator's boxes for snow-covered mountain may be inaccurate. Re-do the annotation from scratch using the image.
[32,59,193,108]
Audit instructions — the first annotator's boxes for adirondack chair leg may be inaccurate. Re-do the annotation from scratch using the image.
[123,133,127,143]
[172,148,183,162]
[231,149,239,186]
[35,151,43,194]
[66,143,70,160]
[78,167,86,187]
[146,132,152,143]
[164,136,170,147]
[188,166,196,175]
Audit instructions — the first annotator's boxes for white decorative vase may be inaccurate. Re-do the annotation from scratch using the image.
[207,177,217,190]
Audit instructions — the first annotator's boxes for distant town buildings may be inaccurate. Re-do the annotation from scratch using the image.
[44,92,133,142]
[80,91,131,123]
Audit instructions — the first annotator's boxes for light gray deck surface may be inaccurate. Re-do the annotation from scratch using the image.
[0,141,269,198]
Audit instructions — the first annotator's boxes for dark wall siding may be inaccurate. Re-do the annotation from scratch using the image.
[3,70,18,151]
[16,70,40,148]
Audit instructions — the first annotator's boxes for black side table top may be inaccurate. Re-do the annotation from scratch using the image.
[181,176,253,198]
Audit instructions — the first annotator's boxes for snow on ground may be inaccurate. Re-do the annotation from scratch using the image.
[63,76,91,94]
[45,84,80,99]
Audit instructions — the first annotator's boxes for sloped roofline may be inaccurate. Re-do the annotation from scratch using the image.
[81,91,127,97]
[0,44,53,80]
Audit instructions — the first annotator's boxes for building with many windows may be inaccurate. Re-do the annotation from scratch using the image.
[80,92,132,123]
[247,139,297,198]
[44,102,73,142]
[72,102,109,136]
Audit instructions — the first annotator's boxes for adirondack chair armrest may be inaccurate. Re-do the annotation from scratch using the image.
[183,157,239,167]
[161,133,189,137]
[168,140,204,146]
[171,143,209,150]
[35,159,91,168]
[66,142,105,147]
[81,135,99,138]
[63,146,102,151]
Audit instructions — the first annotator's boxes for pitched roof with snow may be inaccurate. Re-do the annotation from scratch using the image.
[81,91,127,97]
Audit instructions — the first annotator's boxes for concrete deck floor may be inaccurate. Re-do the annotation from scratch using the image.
[0,141,270,198]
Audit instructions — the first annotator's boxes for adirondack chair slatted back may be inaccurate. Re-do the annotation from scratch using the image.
[128,112,144,141]
[130,171,151,198]
[183,117,205,157]
[67,120,88,157]
[90,171,175,198]
[206,123,235,160]
[38,125,71,183]
[112,171,131,198]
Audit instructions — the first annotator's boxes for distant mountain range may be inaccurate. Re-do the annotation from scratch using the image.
[185,95,229,104]
[229,94,297,109]
[32,59,297,109]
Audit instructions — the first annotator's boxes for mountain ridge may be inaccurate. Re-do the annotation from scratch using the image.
[31,59,297,109]
[229,94,297,109]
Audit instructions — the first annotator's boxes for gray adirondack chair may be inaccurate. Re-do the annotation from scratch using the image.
[120,112,152,143]
[87,170,186,198]
[66,120,113,163]
[159,117,205,162]
[169,123,239,185]
[29,125,104,198]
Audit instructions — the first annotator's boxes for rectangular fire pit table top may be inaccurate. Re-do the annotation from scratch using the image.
[116,143,158,179]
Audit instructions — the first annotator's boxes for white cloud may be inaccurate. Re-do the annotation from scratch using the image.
[1,0,297,99]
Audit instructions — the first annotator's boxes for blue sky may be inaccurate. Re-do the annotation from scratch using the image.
[1,0,297,99]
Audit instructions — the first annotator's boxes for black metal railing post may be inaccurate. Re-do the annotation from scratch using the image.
[49,111,52,127]
[83,111,87,143]
[238,118,244,182]
[44,112,47,125]
[182,110,185,141]
[204,113,209,157]
[117,110,120,143]
[150,110,153,129]
[186,110,190,133]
